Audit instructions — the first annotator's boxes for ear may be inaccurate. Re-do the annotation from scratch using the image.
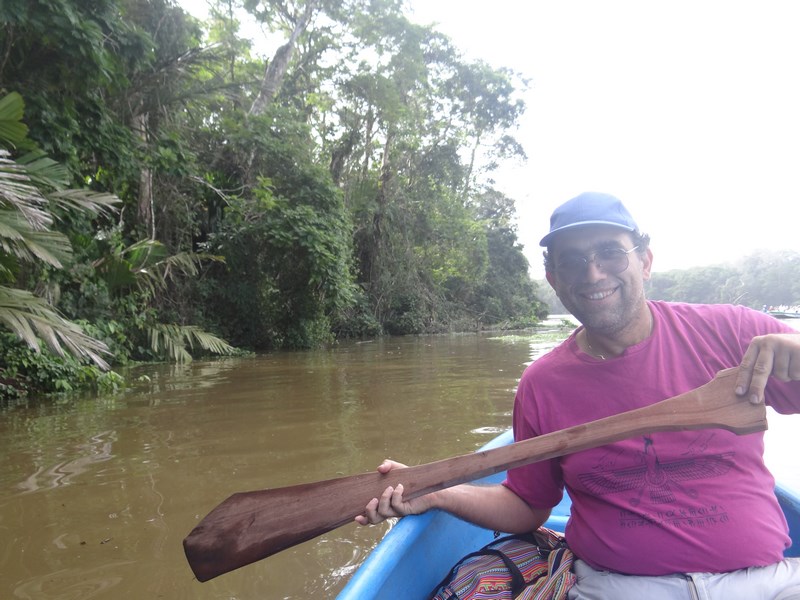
[640,248,654,281]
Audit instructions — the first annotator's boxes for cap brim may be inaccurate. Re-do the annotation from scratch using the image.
[539,221,636,247]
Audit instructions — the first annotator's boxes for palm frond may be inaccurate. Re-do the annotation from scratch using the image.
[0,209,72,267]
[0,256,16,282]
[93,239,166,294]
[160,251,225,285]
[47,189,121,216]
[148,324,192,363]
[94,239,225,295]
[180,325,236,356]
[0,286,110,369]
[148,323,236,363]
[0,150,52,229]
[17,150,70,190]
[124,239,170,268]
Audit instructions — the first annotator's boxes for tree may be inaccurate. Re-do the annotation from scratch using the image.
[736,250,800,308]
[471,190,547,324]
[202,107,356,349]
[316,9,531,331]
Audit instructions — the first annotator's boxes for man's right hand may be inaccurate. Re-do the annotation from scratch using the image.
[354,460,429,525]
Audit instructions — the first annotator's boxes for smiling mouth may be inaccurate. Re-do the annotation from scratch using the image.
[582,288,617,301]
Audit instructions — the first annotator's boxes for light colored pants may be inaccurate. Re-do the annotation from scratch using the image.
[568,557,800,600]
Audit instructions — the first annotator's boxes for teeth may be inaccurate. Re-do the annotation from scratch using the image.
[586,290,614,300]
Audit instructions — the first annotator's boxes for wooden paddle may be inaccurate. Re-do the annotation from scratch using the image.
[183,367,767,582]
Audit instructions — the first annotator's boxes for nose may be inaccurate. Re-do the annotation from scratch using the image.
[583,257,607,282]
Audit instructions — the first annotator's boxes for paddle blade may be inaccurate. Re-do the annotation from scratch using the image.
[183,472,389,582]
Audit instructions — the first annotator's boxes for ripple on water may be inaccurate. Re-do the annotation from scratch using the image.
[471,426,508,435]
[13,562,133,599]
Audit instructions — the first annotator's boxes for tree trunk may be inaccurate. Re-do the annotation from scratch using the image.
[361,108,375,180]
[132,111,155,239]
[461,131,482,203]
[248,0,319,116]
[368,130,394,284]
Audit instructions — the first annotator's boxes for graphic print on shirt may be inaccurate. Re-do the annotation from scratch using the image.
[578,436,734,512]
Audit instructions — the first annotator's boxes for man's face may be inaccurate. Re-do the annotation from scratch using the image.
[546,225,652,334]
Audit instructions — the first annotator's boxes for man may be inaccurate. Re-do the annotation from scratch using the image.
[356,192,800,599]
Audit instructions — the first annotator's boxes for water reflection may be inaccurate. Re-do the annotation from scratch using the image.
[13,562,132,600]
[16,430,117,494]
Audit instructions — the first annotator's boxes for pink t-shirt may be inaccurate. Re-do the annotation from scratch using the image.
[504,301,800,575]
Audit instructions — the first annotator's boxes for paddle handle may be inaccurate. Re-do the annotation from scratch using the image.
[183,368,766,582]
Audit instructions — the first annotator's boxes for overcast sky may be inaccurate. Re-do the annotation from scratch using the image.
[409,1,800,278]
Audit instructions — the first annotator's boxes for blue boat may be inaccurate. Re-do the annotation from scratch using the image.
[338,430,800,599]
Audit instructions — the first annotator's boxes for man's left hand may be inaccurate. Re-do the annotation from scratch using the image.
[736,333,800,404]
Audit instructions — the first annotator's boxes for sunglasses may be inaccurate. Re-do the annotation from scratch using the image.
[554,246,640,283]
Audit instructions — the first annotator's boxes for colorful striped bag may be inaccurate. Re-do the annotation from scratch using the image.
[429,527,575,600]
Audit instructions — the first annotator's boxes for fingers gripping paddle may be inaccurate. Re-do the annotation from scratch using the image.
[183,367,766,582]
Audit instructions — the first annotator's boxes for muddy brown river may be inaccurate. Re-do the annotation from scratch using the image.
[1,319,797,599]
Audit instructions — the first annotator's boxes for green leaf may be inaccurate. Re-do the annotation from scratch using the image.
[0,92,28,149]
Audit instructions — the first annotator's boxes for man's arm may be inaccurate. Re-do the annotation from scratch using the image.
[355,459,551,534]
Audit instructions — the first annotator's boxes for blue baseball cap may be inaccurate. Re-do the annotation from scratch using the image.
[539,192,640,247]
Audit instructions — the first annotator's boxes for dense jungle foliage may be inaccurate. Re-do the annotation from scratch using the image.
[1,1,797,400]
[0,0,548,398]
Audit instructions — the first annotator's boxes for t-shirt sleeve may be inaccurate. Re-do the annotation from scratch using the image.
[502,374,565,509]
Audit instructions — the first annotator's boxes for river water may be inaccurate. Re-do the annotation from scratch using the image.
[1,316,798,599]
